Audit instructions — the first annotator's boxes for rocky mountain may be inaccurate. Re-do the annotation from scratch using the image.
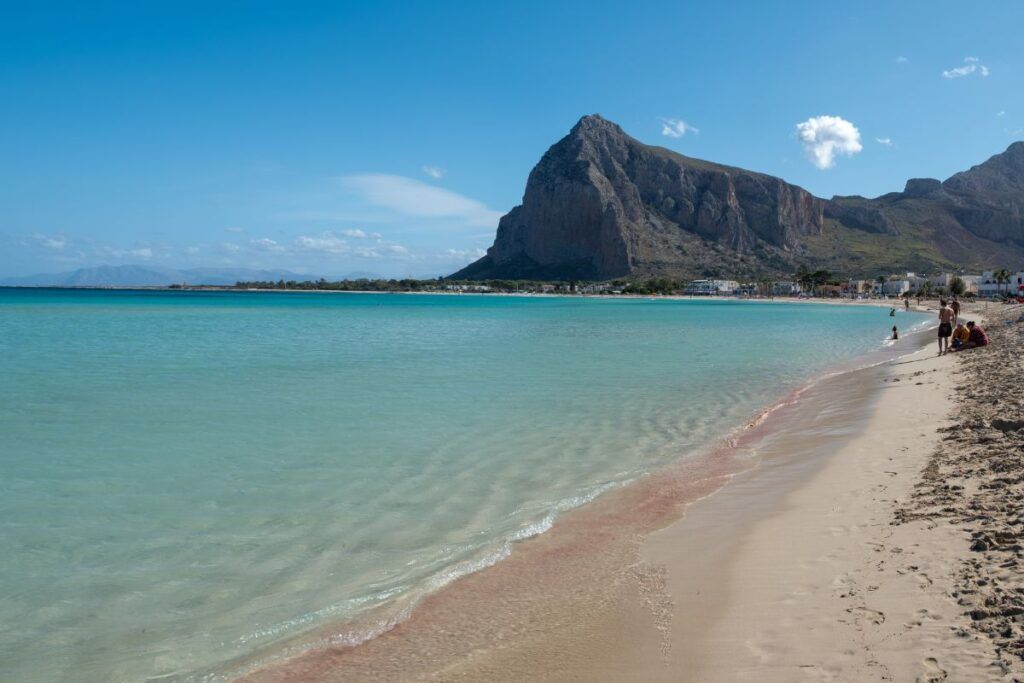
[0,265,311,287]
[453,115,1024,280]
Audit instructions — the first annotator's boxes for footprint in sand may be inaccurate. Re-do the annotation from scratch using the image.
[917,657,947,682]
[846,606,886,625]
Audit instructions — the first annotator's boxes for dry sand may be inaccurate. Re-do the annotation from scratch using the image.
[641,307,1019,681]
[242,302,1024,682]
[639,302,1023,682]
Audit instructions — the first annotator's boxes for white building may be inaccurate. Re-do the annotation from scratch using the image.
[978,270,1024,297]
[881,280,911,296]
[959,275,982,294]
[686,279,739,295]
[902,273,926,291]
[445,284,492,292]
[772,281,801,296]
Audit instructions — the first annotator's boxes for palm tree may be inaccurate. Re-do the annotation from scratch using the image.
[995,268,1011,296]
[796,267,813,295]
[811,269,832,297]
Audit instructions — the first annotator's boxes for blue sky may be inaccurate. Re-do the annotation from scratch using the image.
[2,0,1022,278]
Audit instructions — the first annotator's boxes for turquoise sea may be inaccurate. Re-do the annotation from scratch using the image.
[0,289,930,681]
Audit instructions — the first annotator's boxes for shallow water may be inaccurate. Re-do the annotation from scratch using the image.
[0,290,929,681]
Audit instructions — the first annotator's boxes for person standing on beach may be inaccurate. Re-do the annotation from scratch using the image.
[937,299,954,354]
[951,296,961,324]
[904,297,910,311]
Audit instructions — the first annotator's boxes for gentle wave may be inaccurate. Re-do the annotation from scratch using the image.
[0,290,934,682]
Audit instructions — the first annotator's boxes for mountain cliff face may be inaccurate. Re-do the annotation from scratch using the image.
[942,141,1024,246]
[454,115,1024,280]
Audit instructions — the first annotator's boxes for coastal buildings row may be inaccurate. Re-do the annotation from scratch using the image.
[677,270,1024,299]
[442,269,1024,297]
[234,268,1024,297]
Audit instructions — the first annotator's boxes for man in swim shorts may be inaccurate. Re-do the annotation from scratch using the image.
[937,299,954,355]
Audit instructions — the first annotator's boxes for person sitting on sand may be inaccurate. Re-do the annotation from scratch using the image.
[951,322,970,350]
[959,320,989,349]
[937,299,954,355]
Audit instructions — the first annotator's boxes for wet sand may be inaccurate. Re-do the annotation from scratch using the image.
[241,302,1023,681]
[641,303,1022,681]
[642,331,999,680]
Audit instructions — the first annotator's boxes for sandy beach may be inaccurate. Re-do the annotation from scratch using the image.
[241,301,1024,682]
[641,303,1023,681]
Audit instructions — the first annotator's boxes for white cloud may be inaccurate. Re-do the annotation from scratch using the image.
[184,246,201,255]
[942,56,990,79]
[875,137,893,146]
[895,56,909,64]
[224,226,244,233]
[795,115,863,170]
[997,110,1007,117]
[221,242,241,254]
[93,245,154,260]
[294,231,415,261]
[251,238,286,253]
[660,118,699,138]
[444,247,487,263]
[32,233,69,250]
[341,174,502,228]
[295,232,349,255]
[421,165,445,179]
[342,229,367,238]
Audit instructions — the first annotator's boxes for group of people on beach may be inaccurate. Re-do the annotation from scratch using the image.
[889,296,990,351]
[937,297,988,354]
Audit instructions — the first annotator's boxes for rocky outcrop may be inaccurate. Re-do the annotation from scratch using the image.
[453,116,1024,280]
[940,142,1024,247]
[903,178,944,198]
[824,197,896,234]
[455,115,824,280]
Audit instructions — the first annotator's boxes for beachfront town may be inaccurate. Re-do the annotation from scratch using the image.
[676,269,1024,299]
[429,269,1024,298]
[232,268,1024,299]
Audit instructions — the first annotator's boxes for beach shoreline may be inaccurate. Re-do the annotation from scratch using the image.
[235,306,959,681]
[639,321,999,680]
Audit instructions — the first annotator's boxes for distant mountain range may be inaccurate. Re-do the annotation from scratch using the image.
[453,114,1024,280]
[0,265,315,287]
